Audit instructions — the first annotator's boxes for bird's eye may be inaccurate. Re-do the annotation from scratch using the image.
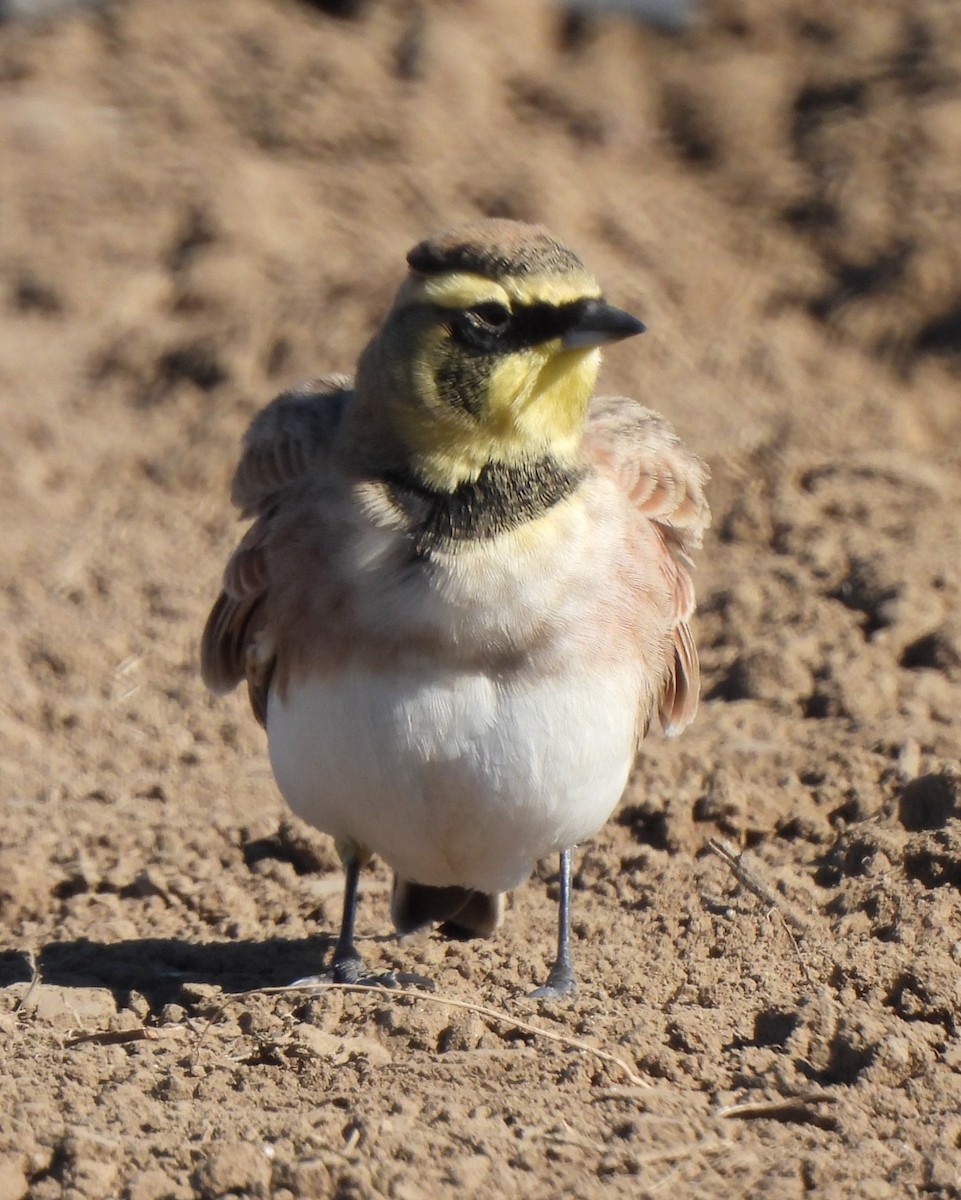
[466,302,511,331]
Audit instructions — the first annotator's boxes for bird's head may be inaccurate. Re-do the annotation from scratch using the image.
[352,220,645,491]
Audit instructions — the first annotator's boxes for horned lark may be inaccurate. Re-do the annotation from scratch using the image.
[202,219,709,997]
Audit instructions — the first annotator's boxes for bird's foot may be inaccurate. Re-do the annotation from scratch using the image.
[289,952,434,992]
[358,970,436,991]
[527,960,577,1000]
[333,950,434,990]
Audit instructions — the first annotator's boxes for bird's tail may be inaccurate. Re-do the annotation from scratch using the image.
[391,877,504,939]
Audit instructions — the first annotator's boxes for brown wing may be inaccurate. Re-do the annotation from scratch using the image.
[230,375,352,516]
[583,395,710,735]
[200,375,353,725]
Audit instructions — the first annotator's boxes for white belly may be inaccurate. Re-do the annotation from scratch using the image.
[266,666,638,893]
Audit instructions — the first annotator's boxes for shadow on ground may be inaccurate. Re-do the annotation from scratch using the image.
[0,935,337,1009]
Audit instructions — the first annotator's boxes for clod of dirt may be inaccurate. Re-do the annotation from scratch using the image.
[899,767,961,831]
[900,625,961,675]
[191,1145,272,1200]
[0,1157,28,1200]
[712,646,815,710]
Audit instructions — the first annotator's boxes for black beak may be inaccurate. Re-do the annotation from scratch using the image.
[561,298,646,351]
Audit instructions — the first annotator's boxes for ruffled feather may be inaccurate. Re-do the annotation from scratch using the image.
[583,395,710,735]
[200,376,353,726]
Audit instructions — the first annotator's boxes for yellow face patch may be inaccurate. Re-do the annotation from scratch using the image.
[403,269,602,313]
[378,268,609,490]
[403,273,511,311]
[390,344,601,491]
[502,271,602,308]
[484,346,600,452]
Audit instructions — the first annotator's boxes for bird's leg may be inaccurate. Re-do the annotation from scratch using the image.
[288,844,434,991]
[330,853,365,983]
[529,847,577,999]
[289,847,366,986]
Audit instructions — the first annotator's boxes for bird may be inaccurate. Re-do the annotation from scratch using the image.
[201,218,709,998]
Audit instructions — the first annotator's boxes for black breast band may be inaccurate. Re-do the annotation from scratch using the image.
[384,458,583,548]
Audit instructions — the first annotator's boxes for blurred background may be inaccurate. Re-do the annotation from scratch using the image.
[3,0,960,795]
[2,1,961,1194]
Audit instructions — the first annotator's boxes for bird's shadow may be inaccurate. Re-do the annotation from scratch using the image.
[0,934,346,1013]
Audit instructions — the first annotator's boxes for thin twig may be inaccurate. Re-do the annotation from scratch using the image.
[631,1138,730,1167]
[239,980,650,1087]
[592,1086,672,1103]
[65,1027,183,1048]
[188,1006,231,1069]
[13,950,41,1013]
[705,839,808,931]
[717,1091,836,1121]
[769,909,816,988]
[705,840,811,931]
[706,838,819,986]
[532,1122,604,1153]
[601,1137,731,1188]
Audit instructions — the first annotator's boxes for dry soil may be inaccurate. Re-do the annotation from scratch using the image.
[2,1,961,1196]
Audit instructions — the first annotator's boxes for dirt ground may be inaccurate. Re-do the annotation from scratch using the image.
[2,0,961,1195]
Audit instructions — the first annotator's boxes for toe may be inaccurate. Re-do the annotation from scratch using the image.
[527,964,577,1000]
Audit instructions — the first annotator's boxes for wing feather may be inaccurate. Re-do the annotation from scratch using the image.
[584,395,710,735]
[200,376,353,725]
[230,375,352,515]
[661,618,699,735]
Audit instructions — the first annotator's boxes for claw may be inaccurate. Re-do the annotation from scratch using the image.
[286,969,434,992]
[527,961,577,1000]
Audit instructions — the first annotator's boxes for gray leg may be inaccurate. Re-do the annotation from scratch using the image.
[528,848,577,999]
[330,855,365,983]
[290,851,433,990]
[325,852,433,990]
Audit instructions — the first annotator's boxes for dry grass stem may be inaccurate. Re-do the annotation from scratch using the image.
[706,838,809,931]
[244,980,650,1087]
[13,950,41,1014]
[717,1091,837,1121]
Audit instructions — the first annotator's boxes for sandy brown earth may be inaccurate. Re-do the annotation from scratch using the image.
[2,0,961,1195]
